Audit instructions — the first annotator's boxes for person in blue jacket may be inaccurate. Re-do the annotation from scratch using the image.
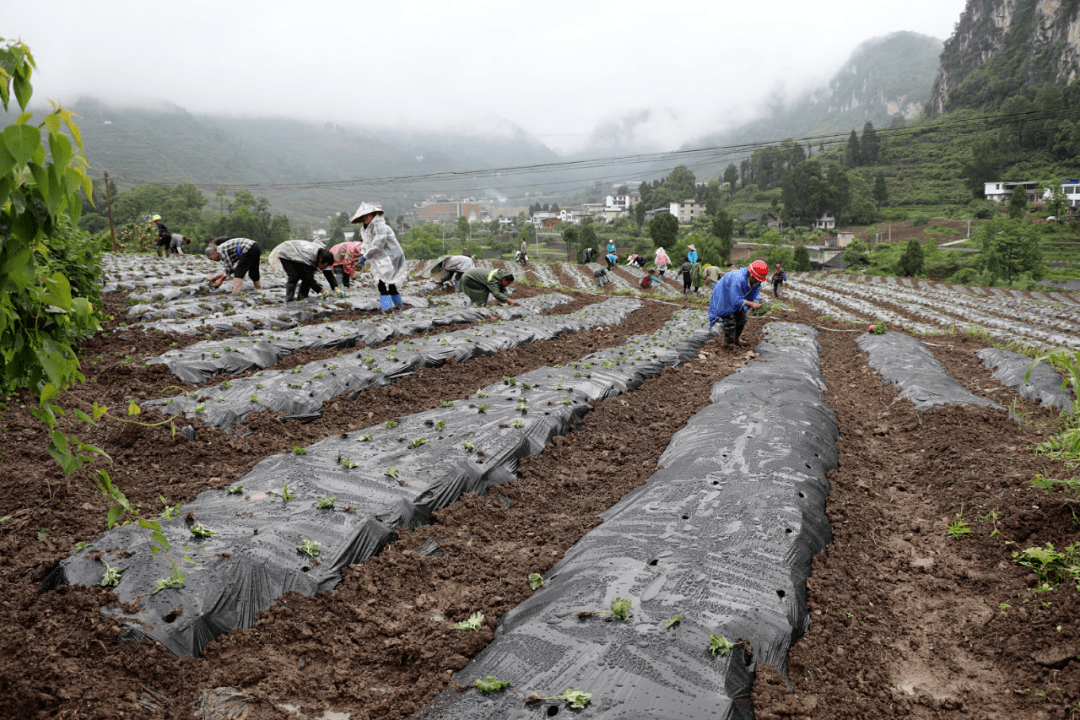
[708,259,768,347]
[686,244,699,264]
[605,240,617,269]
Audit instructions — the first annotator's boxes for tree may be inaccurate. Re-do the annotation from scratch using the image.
[844,130,861,167]
[1008,187,1028,219]
[457,215,471,239]
[873,171,889,205]
[979,216,1044,283]
[960,139,1003,197]
[896,239,925,276]
[847,172,879,226]
[401,229,443,260]
[860,122,880,165]
[579,223,598,253]
[710,212,734,264]
[793,245,811,271]
[616,185,629,196]
[843,238,869,266]
[724,164,739,194]
[649,212,679,248]
[634,202,646,226]
[562,225,579,259]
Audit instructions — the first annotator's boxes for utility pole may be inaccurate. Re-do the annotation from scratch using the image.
[104,171,117,253]
[967,220,971,239]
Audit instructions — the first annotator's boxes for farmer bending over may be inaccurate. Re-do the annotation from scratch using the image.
[593,266,608,287]
[268,240,340,302]
[433,254,475,290]
[330,240,364,290]
[708,259,767,347]
[640,268,662,290]
[461,268,517,306]
[206,238,264,294]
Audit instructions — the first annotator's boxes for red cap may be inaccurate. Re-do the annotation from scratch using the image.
[749,260,769,282]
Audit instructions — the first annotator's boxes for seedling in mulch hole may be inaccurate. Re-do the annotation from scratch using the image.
[523,689,592,710]
[386,466,400,480]
[435,419,446,430]
[72,541,88,554]
[462,434,476,451]
[364,355,376,365]
[316,495,337,509]
[560,398,572,406]
[281,484,295,500]
[359,434,373,442]
[474,676,511,693]
[478,404,488,413]
[312,372,324,379]
[293,446,308,455]
[256,384,265,390]
[226,485,243,495]
[153,561,186,593]
[190,523,217,539]
[667,615,682,628]
[529,573,547,590]
[454,612,484,630]
[948,507,971,539]
[194,403,206,414]
[385,420,399,429]
[210,352,222,359]
[220,380,232,389]
[328,364,338,370]
[573,372,582,377]
[502,376,517,386]
[512,419,525,428]
[341,457,359,469]
[100,563,121,587]
[439,400,454,408]
[290,365,304,374]
[287,382,303,389]
[577,597,632,620]
[159,496,182,520]
[250,394,259,403]
[410,437,426,449]
[709,632,736,657]
[297,539,321,557]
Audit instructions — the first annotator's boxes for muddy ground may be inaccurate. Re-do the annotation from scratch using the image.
[0,273,1077,719]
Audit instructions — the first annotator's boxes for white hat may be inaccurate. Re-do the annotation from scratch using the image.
[350,202,384,224]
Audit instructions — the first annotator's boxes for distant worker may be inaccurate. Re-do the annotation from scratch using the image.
[168,234,191,258]
[517,238,529,265]
[582,247,596,264]
[330,240,364,289]
[268,239,341,301]
[432,254,475,290]
[593,266,608,287]
[461,267,517,306]
[641,268,663,290]
[708,259,767,347]
[151,214,171,257]
[680,258,694,294]
[772,262,786,298]
[690,261,704,296]
[625,253,646,268]
[605,240,617,270]
[654,247,670,279]
[704,264,721,288]
[687,244,699,264]
[351,202,408,312]
[205,238,265,294]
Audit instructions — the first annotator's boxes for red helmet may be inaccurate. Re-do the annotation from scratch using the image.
[749,260,769,282]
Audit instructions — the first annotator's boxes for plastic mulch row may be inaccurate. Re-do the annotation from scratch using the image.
[974,347,1073,411]
[416,322,838,719]
[41,310,711,659]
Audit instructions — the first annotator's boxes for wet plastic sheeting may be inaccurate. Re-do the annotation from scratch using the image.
[418,322,836,720]
[975,347,1074,411]
[856,332,1004,412]
[148,293,573,384]
[146,297,637,432]
[42,311,710,659]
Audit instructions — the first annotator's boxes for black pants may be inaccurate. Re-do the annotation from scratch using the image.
[722,309,747,342]
[682,271,692,293]
[773,281,782,297]
[377,280,398,296]
[334,267,351,288]
[233,244,262,282]
[281,257,324,301]
[438,270,463,287]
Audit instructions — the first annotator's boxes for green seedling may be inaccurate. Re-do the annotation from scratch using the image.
[316,495,337,509]
[560,398,572,406]
[100,563,121,587]
[226,485,243,495]
[281,484,295,500]
[385,420,399,429]
[462,434,476,451]
[250,394,259,403]
[948,507,971,539]
[439,400,454,408]
[293,446,308,455]
[478,405,488,413]
[454,611,484,631]
[529,573,546,590]
[410,437,426,449]
[474,676,511,693]
[364,355,376,364]
[297,539,321,557]
[524,689,592,710]
[667,615,682,628]
[153,561,186,593]
[435,419,446,430]
[159,496,182,520]
[221,380,232,389]
[512,419,525,428]
[503,376,517,386]
[577,597,632,620]
[1013,543,1080,591]
[341,457,359,469]
[190,523,217,539]
[477,391,488,398]
[287,382,303,389]
[359,434,374,442]
[72,541,89,554]
[386,466,400,480]
[210,352,221,359]
[290,365,304,374]
[709,632,736,657]
[194,403,206,414]
[256,384,265,390]
[312,372,324,379]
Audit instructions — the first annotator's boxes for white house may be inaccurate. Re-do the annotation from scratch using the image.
[982,179,1080,206]
[812,214,836,231]
[669,199,706,223]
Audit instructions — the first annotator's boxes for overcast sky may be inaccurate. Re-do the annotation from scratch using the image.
[10,0,968,154]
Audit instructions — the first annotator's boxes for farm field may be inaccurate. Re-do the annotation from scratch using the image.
[1,256,1079,719]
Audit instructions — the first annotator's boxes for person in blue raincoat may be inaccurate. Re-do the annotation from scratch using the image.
[605,240,617,270]
[708,260,768,347]
[351,202,408,312]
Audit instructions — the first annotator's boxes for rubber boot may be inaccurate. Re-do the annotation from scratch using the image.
[379,295,393,313]
[391,294,402,309]
[285,283,297,303]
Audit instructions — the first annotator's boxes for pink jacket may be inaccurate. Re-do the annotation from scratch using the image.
[655,249,670,266]
[330,241,364,278]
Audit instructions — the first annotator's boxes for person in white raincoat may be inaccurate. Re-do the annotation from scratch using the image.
[350,202,407,312]
[267,239,341,302]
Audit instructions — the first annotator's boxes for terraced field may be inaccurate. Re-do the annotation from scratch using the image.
[2,256,1079,719]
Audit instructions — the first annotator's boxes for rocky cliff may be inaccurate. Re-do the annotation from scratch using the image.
[928,0,1080,116]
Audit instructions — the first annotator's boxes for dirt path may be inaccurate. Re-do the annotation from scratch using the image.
[752,305,1080,720]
